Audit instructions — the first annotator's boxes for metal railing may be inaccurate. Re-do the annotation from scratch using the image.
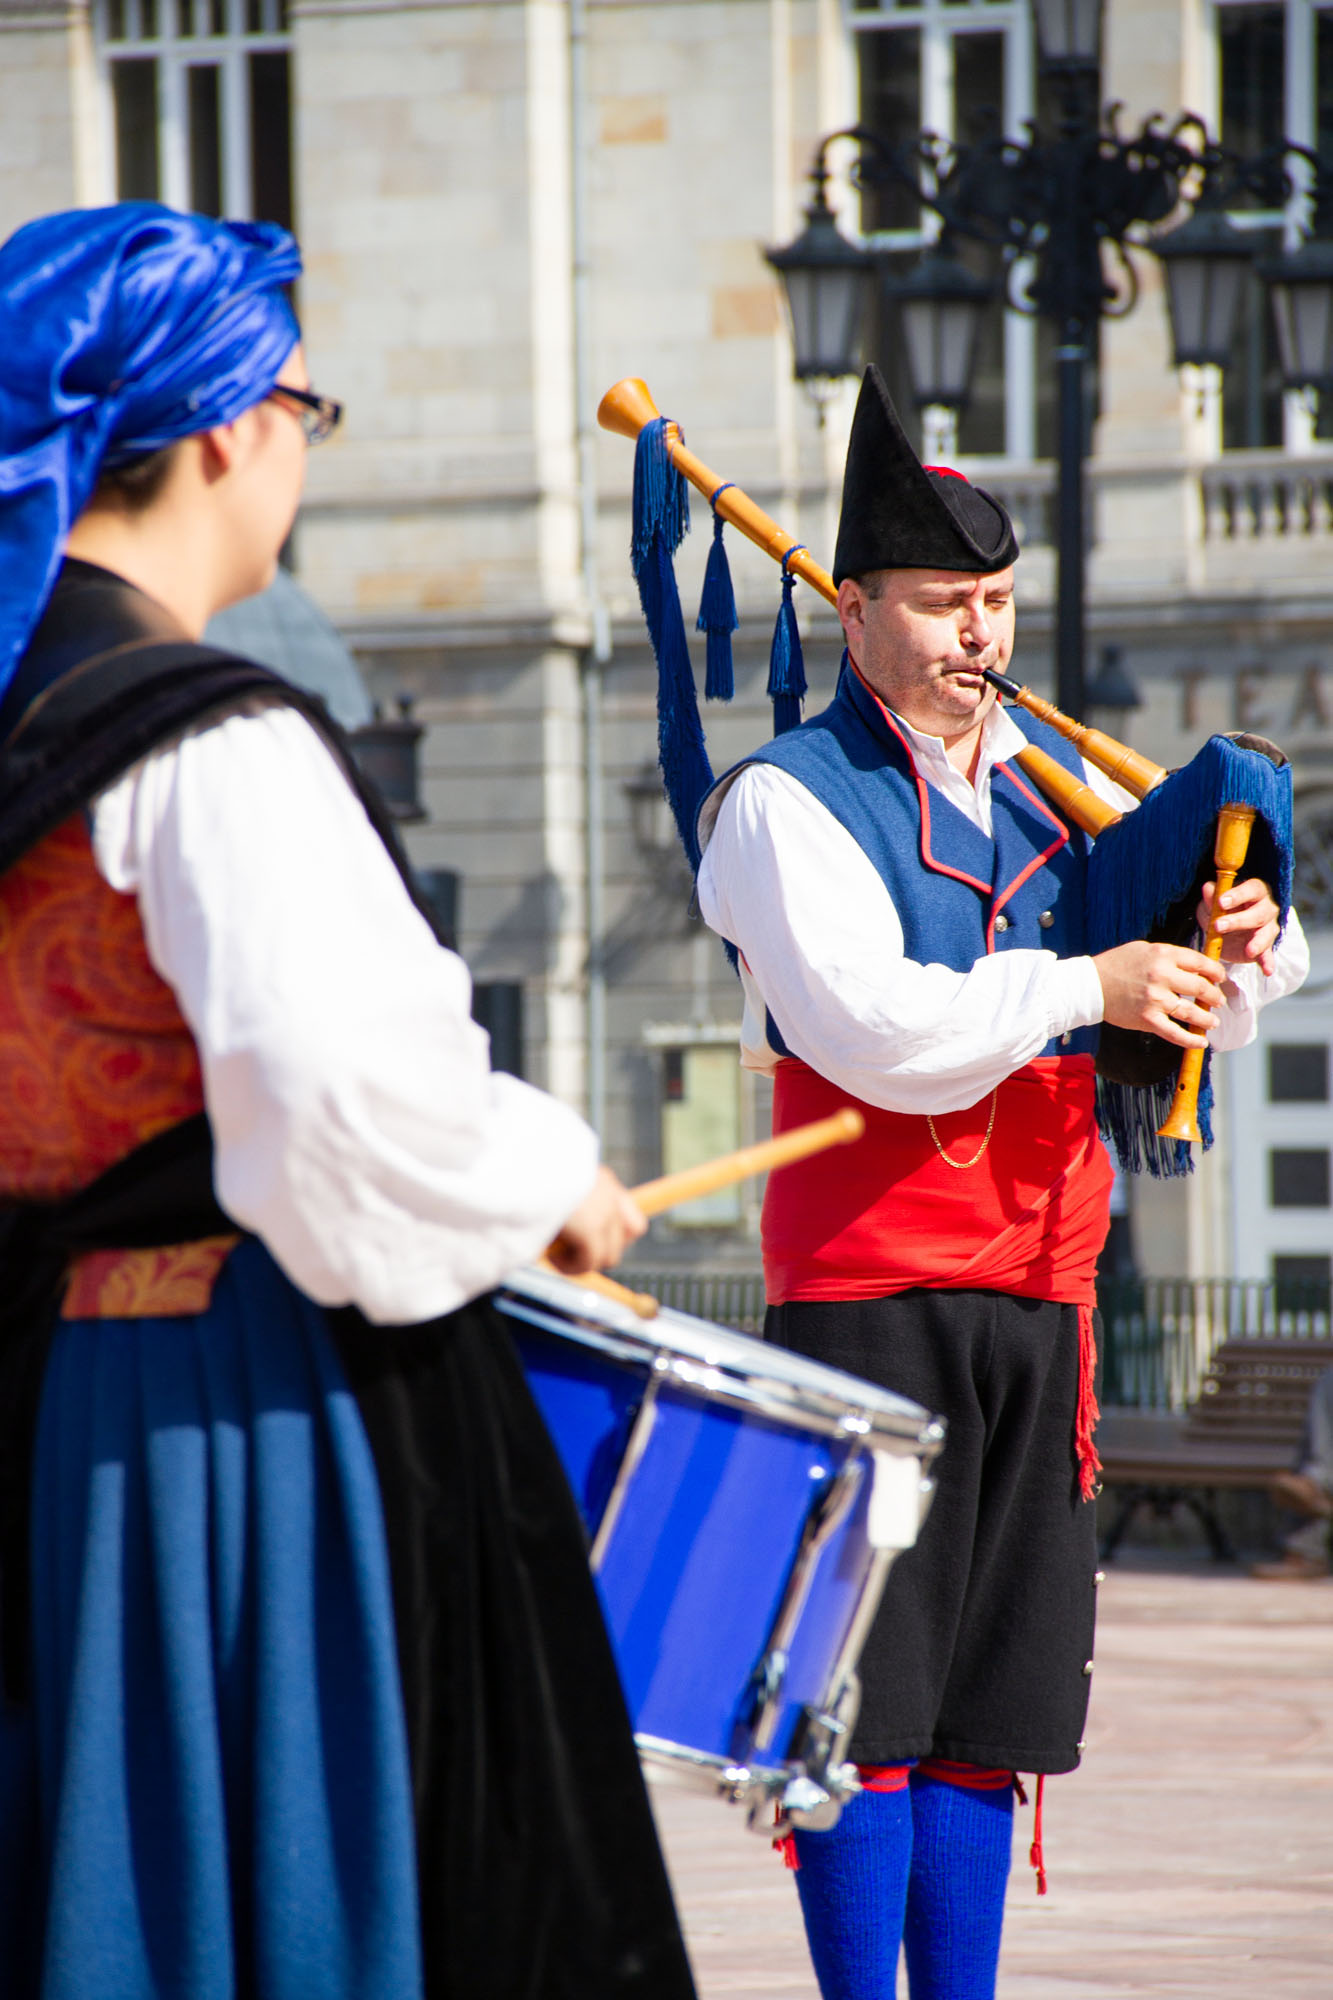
[1097,1276,1332,1412]
[627,1269,768,1337]
[1198,449,1333,542]
[628,1270,1332,1414]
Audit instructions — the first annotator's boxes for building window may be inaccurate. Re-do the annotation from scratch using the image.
[96,0,293,228]
[660,1044,743,1227]
[1273,1253,1332,1311]
[1293,798,1333,927]
[1213,0,1333,448]
[851,0,1076,462]
[1269,1147,1332,1207]
[1268,1043,1330,1103]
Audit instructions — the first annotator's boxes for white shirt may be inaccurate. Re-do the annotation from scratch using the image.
[697,700,1310,1117]
[91,699,600,1326]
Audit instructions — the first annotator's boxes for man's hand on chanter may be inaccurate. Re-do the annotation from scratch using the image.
[1092,941,1227,1050]
[1196,877,1280,978]
[548,1166,647,1275]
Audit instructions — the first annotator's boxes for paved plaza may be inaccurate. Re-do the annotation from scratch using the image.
[650,1557,1333,1997]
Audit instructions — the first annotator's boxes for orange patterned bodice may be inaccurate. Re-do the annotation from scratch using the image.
[0,811,205,1199]
[0,812,237,1315]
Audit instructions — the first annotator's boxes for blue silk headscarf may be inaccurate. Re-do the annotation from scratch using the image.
[0,202,302,700]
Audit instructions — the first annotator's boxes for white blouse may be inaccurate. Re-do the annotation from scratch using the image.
[91,699,600,1326]
[696,700,1310,1117]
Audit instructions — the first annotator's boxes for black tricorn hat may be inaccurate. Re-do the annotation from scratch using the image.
[832,366,1018,584]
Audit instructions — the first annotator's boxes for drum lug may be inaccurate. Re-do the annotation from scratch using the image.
[743,1647,790,1726]
[736,1456,867,1759]
[756,1689,863,1836]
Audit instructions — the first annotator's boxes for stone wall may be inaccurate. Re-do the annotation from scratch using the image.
[0,1,98,241]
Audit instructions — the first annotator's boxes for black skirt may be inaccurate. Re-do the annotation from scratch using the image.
[767,1288,1098,1774]
[331,1298,699,2000]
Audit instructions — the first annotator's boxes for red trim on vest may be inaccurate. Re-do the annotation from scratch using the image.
[986,764,1070,949]
[846,662,991,895]
[847,662,1072,920]
[923,465,969,482]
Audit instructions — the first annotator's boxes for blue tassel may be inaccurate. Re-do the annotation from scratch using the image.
[630,418,712,871]
[1087,733,1290,1178]
[631,414,690,574]
[697,492,738,702]
[768,552,807,737]
[1095,1067,1212,1181]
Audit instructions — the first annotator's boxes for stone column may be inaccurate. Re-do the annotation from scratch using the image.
[1091,0,1210,607]
[0,0,101,240]
[291,0,590,1110]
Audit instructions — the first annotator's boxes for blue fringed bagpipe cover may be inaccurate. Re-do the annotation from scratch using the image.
[1085,733,1293,1177]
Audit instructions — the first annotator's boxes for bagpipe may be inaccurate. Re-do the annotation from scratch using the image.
[599,378,1294,1179]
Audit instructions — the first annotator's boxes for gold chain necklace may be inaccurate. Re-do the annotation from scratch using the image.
[926,1089,999,1169]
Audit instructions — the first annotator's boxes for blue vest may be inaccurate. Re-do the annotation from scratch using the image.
[710,665,1100,1063]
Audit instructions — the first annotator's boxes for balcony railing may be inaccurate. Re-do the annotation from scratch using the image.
[953,448,1333,555]
[1198,451,1333,543]
[1097,1275,1331,1411]
[624,1271,1331,1415]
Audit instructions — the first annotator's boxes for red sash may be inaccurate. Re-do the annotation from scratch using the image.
[764,1058,1111,1499]
[764,1054,1111,1307]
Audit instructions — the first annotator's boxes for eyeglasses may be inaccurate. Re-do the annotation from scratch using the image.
[268,385,343,445]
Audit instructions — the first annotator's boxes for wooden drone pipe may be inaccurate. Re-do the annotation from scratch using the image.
[982,671,1166,801]
[599,376,840,609]
[1156,801,1258,1145]
[1011,743,1126,837]
[597,377,1163,831]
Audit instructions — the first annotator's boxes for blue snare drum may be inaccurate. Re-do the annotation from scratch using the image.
[497,1267,945,1834]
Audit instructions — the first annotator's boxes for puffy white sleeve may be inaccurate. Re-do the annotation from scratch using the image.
[1207,905,1310,1051]
[696,763,1105,1115]
[90,699,600,1325]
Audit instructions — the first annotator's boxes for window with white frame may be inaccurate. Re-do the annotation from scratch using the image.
[95,0,293,229]
[849,0,1095,463]
[1213,0,1333,448]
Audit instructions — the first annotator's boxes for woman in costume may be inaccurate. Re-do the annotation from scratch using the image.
[0,204,697,2000]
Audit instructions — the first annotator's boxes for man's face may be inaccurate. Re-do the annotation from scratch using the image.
[837,565,1016,741]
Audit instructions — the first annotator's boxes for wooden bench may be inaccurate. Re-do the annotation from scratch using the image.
[1097,1337,1333,1561]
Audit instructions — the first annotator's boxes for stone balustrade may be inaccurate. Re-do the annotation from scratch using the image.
[1197,450,1333,543]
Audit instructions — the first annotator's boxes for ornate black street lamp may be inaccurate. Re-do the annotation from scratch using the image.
[763,153,877,412]
[894,239,997,439]
[1259,198,1333,394]
[764,1,1333,720]
[1085,643,1143,716]
[1150,200,1256,369]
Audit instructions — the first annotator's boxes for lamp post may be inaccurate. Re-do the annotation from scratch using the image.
[764,0,1333,719]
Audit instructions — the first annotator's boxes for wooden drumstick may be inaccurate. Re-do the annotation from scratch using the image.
[1156,802,1257,1145]
[534,1257,661,1320]
[628,1107,865,1217]
[543,1107,866,1279]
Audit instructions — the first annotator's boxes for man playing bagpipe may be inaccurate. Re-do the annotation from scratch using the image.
[685,368,1310,1999]
[0,203,699,2000]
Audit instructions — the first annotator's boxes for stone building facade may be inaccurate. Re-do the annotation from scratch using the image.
[2,0,1331,1284]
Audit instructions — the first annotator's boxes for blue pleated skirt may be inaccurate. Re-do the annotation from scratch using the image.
[0,1237,423,1999]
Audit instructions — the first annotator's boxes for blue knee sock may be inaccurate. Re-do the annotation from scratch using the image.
[902,1771,1013,2000]
[792,1781,913,2000]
